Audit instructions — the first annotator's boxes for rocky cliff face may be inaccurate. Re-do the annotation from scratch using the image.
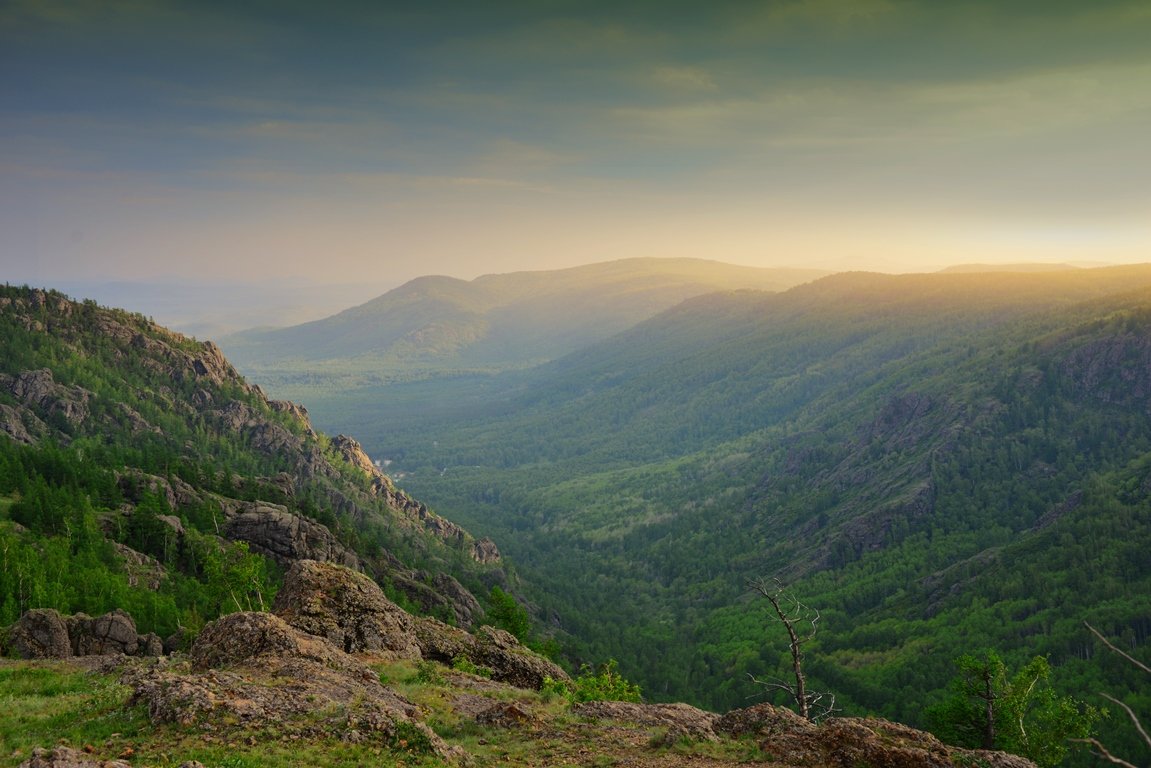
[0,285,505,633]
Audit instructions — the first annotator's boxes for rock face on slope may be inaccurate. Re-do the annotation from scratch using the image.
[224,502,362,569]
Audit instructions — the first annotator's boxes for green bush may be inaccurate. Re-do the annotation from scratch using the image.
[544,659,642,703]
[451,654,493,678]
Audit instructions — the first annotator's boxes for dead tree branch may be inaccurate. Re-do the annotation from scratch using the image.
[748,577,835,722]
[1076,621,1151,765]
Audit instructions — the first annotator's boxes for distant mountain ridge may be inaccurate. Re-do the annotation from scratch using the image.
[220,258,827,377]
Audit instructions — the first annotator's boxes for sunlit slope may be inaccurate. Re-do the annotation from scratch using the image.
[373,266,1151,754]
[381,266,1151,471]
[221,258,826,376]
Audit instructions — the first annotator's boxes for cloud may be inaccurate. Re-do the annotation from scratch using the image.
[651,66,718,92]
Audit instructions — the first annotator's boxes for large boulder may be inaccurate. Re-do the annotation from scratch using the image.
[413,619,569,690]
[272,560,421,659]
[67,609,139,656]
[190,610,362,673]
[5,608,73,659]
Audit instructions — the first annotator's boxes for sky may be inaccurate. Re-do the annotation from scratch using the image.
[3,0,1151,299]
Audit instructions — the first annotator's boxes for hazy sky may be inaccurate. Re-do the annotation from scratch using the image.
[4,0,1151,289]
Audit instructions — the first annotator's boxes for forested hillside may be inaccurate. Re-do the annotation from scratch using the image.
[302,267,1151,762]
[0,285,508,644]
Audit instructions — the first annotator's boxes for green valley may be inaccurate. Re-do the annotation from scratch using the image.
[255,266,1151,763]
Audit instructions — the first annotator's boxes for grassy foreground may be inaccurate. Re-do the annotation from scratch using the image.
[0,658,767,768]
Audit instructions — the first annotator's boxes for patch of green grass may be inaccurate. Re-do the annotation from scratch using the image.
[0,661,149,767]
[0,660,459,768]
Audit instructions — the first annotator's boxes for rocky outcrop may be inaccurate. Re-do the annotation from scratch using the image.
[711,703,1037,768]
[1062,332,1151,406]
[272,560,421,658]
[5,608,73,659]
[4,608,163,659]
[69,610,139,656]
[330,434,380,478]
[209,401,302,456]
[328,434,500,563]
[2,368,91,430]
[267,398,316,437]
[223,504,361,569]
[189,610,360,672]
[125,612,460,761]
[116,469,201,510]
[0,402,45,444]
[574,700,719,742]
[414,620,568,690]
[266,560,559,690]
[433,572,484,626]
[472,537,501,564]
[17,746,131,768]
[385,569,483,629]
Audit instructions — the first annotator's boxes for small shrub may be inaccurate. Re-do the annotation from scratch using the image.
[412,660,446,685]
[391,720,436,755]
[545,659,642,703]
[452,654,493,678]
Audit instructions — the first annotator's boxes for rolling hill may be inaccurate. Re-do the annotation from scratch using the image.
[219,258,827,386]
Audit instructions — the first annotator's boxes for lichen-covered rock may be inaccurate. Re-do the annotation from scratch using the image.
[190,610,355,672]
[272,560,420,658]
[6,608,165,660]
[17,745,131,768]
[413,619,569,690]
[715,701,815,738]
[712,706,1038,768]
[6,608,73,659]
[127,611,461,762]
[574,700,719,741]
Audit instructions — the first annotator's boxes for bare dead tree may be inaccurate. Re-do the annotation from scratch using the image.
[747,577,836,722]
[1072,621,1151,768]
